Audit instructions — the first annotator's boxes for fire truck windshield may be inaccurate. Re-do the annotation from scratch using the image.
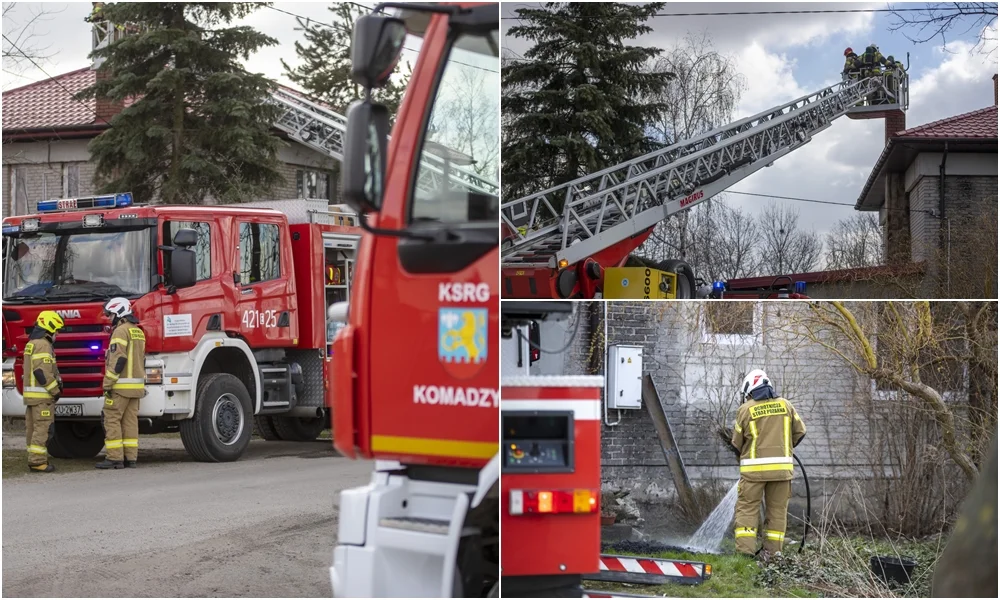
[3,228,152,303]
[411,28,499,224]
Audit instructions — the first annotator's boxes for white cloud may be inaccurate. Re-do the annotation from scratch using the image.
[907,26,999,126]
[735,43,808,116]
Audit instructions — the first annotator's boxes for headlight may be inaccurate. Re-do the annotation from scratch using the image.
[145,368,162,384]
[2,369,16,388]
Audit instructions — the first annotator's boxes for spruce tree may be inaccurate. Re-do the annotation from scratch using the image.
[281,3,410,119]
[78,2,284,205]
[501,2,673,204]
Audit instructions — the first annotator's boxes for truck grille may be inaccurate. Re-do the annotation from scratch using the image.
[16,326,109,397]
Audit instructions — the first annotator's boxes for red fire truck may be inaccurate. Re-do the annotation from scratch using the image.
[325,2,500,597]
[2,196,362,461]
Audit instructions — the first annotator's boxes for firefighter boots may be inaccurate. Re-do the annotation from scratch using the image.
[95,459,125,470]
[28,463,55,473]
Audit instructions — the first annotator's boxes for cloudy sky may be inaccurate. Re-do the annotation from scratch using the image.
[3,3,371,90]
[502,2,998,234]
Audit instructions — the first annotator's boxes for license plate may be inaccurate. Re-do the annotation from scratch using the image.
[54,404,83,417]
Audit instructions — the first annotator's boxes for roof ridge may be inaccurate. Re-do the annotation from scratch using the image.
[1,66,92,96]
[898,104,998,136]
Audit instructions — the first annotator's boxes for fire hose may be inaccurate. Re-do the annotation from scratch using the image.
[793,453,811,554]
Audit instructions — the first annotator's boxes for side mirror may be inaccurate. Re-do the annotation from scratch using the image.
[351,15,407,89]
[173,228,198,247]
[170,248,197,289]
[342,100,390,214]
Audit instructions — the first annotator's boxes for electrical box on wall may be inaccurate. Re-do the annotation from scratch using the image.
[607,345,643,409]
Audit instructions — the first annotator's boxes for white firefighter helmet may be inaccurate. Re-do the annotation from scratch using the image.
[104,297,132,319]
[741,369,770,399]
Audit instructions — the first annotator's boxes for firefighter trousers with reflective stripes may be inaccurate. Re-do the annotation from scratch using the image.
[102,392,139,461]
[25,402,54,466]
[734,478,791,555]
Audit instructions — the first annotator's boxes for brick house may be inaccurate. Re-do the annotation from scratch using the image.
[509,301,975,528]
[855,79,998,299]
[2,67,342,216]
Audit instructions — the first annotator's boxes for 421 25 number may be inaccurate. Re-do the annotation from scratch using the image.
[242,309,278,329]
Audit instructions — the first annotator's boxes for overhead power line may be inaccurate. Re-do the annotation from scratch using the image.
[501,6,978,19]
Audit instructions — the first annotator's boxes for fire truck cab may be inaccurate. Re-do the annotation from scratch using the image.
[325,2,500,597]
[2,195,361,462]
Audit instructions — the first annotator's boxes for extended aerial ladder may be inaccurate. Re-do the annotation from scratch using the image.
[269,88,500,198]
[500,71,908,299]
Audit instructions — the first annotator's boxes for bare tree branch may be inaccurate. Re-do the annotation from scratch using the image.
[888,2,998,57]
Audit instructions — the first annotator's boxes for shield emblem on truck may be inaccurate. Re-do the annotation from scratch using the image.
[438,308,488,379]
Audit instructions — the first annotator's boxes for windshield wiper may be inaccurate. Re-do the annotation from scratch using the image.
[43,283,133,301]
[1,295,50,305]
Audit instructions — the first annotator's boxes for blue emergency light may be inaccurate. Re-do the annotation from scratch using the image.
[794,281,807,294]
[36,192,133,213]
[712,281,726,293]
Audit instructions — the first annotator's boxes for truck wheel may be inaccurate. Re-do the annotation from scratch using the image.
[254,415,282,441]
[180,373,253,462]
[656,259,697,299]
[272,415,327,442]
[47,421,105,459]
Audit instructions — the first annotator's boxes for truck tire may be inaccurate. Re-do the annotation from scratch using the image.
[180,373,253,462]
[271,415,327,442]
[254,415,283,441]
[656,259,697,299]
[46,421,105,459]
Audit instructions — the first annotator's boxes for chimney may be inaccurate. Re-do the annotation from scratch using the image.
[90,2,123,123]
[94,70,123,124]
[885,110,906,144]
[993,74,997,106]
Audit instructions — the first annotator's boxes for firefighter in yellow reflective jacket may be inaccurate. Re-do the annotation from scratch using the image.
[730,369,806,559]
[96,297,145,470]
[22,311,65,473]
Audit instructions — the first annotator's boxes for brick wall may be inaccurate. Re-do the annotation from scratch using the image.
[2,139,341,215]
[909,174,998,297]
[2,161,97,216]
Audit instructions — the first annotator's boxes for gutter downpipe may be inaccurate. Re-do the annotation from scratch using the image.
[939,142,949,295]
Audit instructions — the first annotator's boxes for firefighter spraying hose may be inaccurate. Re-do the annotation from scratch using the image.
[728,369,808,560]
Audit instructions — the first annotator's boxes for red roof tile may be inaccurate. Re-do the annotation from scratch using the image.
[895,105,998,140]
[3,68,325,135]
[2,67,101,130]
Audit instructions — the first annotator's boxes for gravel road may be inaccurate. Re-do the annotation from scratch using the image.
[2,437,373,597]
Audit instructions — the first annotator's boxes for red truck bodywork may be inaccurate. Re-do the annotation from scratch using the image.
[501,381,603,578]
[3,203,360,408]
[330,3,499,470]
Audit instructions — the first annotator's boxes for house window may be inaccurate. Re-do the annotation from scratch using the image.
[164,221,212,281]
[702,302,760,345]
[63,164,80,198]
[238,222,280,284]
[11,166,29,215]
[296,169,329,200]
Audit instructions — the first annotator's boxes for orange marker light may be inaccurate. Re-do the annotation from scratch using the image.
[573,489,595,513]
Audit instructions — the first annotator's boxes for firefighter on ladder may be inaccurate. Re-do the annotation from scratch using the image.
[730,369,806,560]
[22,311,65,473]
[96,297,146,470]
